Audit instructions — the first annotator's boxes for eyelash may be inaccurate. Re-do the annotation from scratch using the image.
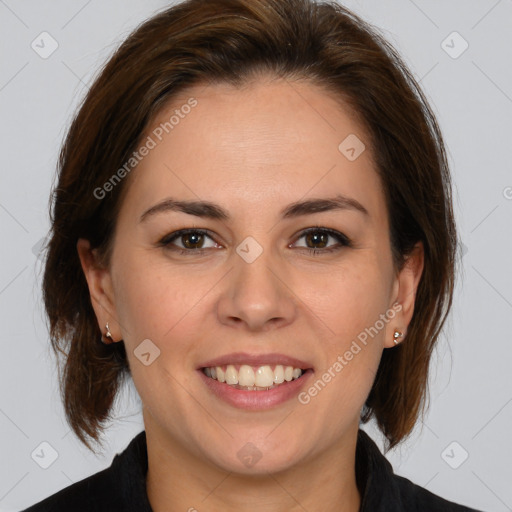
[158,227,352,256]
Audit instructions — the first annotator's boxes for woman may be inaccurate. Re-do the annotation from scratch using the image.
[23,0,483,510]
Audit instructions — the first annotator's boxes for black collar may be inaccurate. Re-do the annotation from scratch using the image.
[24,428,480,511]
[108,428,479,511]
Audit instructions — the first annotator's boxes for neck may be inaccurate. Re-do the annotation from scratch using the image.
[145,415,362,512]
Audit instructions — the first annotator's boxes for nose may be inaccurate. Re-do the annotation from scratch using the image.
[216,249,297,332]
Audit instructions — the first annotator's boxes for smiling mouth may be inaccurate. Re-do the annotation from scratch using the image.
[202,363,307,391]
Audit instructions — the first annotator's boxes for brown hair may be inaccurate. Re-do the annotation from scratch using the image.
[42,0,457,453]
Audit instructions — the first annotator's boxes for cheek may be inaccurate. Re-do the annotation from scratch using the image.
[302,256,389,341]
[111,252,226,363]
[111,258,206,405]
[298,256,390,400]
[110,253,192,343]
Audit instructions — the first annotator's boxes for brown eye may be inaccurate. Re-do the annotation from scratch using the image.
[159,229,219,253]
[292,227,351,254]
[180,232,205,249]
[304,231,329,249]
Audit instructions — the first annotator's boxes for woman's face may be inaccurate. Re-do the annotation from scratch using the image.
[80,76,423,475]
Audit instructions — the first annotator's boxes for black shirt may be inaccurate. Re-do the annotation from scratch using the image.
[22,429,483,511]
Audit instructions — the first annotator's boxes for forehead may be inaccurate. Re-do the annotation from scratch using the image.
[120,77,387,226]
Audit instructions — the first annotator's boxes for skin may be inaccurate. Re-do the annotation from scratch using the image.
[77,75,424,512]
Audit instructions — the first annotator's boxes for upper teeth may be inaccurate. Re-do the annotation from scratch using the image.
[204,364,303,388]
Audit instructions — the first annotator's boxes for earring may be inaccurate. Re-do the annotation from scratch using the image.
[393,329,403,345]
[101,322,114,344]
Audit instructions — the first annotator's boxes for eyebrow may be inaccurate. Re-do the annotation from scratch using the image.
[139,194,369,223]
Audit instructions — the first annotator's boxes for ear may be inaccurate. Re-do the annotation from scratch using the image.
[76,238,122,342]
[384,241,424,348]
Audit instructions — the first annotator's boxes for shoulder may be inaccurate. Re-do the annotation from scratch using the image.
[393,473,483,512]
[21,465,118,512]
[21,430,150,512]
[356,429,484,512]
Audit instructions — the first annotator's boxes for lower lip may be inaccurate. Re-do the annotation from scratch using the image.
[198,369,313,410]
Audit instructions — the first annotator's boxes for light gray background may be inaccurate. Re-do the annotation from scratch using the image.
[1,1,511,511]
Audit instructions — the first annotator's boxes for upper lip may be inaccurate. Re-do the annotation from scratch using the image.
[199,352,313,370]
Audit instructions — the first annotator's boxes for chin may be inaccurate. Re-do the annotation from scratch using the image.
[202,436,307,476]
